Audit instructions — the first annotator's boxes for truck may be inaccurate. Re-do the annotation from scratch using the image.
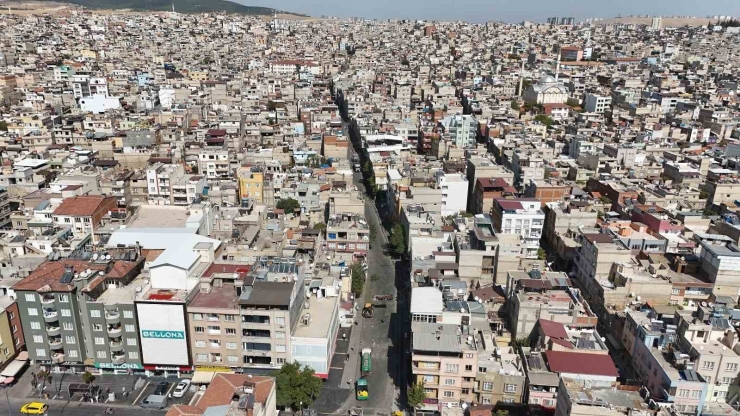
[361,348,372,377]
[355,378,369,401]
[362,303,374,318]
[352,155,361,172]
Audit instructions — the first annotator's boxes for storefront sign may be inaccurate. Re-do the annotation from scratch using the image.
[95,363,143,370]
[141,330,185,339]
[144,365,192,371]
[195,365,232,372]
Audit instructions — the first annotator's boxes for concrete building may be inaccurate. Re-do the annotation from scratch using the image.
[554,377,650,416]
[166,373,277,416]
[436,171,469,216]
[237,166,265,205]
[524,76,569,105]
[583,93,612,114]
[325,213,370,254]
[574,233,631,304]
[440,114,478,148]
[491,198,545,259]
[52,195,118,245]
[697,240,740,299]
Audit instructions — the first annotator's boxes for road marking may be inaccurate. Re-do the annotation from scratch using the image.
[133,381,149,405]
[330,366,344,370]
[166,382,177,397]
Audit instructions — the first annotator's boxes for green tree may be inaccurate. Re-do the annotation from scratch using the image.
[82,371,95,385]
[369,224,377,242]
[272,362,322,410]
[566,97,581,107]
[389,224,406,255]
[510,100,519,110]
[699,190,709,199]
[266,100,278,111]
[276,198,300,213]
[534,114,554,126]
[313,222,326,231]
[351,262,365,296]
[537,248,546,260]
[0,121,7,131]
[407,382,427,415]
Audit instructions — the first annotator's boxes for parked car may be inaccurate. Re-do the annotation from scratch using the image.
[140,395,168,410]
[20,402,48,415]
[154,382,169,396]
[172,379,191,398]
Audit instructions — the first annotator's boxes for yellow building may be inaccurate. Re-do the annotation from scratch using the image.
[189,71,209,81]
[237,167,264,204]
[0,305,18,369]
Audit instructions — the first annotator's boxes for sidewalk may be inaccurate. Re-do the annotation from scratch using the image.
[339,317,365,390]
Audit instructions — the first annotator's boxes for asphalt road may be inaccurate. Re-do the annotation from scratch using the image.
[0,395,165,416]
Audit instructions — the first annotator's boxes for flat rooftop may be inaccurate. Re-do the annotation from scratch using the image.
[98,275,150,305]
[141,287,189,302]
[189,283,240,310]
[293,296,339,338]
[129,206,192,228]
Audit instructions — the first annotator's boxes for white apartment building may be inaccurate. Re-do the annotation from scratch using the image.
[72,75,108,98]
[583,93,612,114]
[441,114,478,148]
[491,198,545,258]
[198,150,231,179]
[436,171,469,217]
[146,162,185,205]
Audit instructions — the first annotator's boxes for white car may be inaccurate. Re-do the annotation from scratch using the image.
[172,380,191,398]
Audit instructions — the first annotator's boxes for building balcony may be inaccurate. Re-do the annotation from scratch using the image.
[107,325,122,337]
[105,310,121,323]
[45,325,60,337]
[109,341,125,352]
[43,310,59,322]
[40,295,56,305]
[111,353,126,365]
[49,338,63,349]
[52,353,65,364]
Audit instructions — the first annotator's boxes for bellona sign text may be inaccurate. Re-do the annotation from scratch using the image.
[142,330,185,339]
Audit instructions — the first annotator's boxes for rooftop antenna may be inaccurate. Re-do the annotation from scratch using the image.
[171,2,175,13]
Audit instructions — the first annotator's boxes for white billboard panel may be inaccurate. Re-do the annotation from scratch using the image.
[136,302,190,366]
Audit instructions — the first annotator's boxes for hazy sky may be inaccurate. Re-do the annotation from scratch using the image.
[232,0,740,23]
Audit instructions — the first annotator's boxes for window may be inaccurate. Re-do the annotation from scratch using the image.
[196,354,208,362]
[36,349,46,357]
[726,363,738,372]
[444,378,456,386]
[482,398,491,405]
[195,340,206,348]
[223,315,236,322]
[226,328,237,335]
[93,323,103,331]
[33,335,43,343]
[678,389,689,398]
[275,344,286,353]
[465,353,473,358]
[691,390,701,399]
[96,351,107,359]
[702,361,715,370]
[126,338,137,346]
[123,310,134,319]
[478,367,487,373]
[25,294,35,302]
[58,294,69,302]
[505,384,517,393]
[226,342,238,350]
[723,377,733,385]
[208,326,221,334]
[275,331,285,339]
[503,399,514,404]
[7,312,13,320]
[63,322,73,331]
[192,313,203,321]
[129,352,139,360]
[482,382,493,391]
[65,336,75,344]
[30,321,41,330]
[465,365,472,371]
[195,327,205,333]
[125,324,135,332]
[28,308,38,316]
[67,350,78,358]
[61,309,71,317]
[445,364,459,373]
[422,375,435,383]
[275,317,285,326]
[443,391,455,398]
[64,218,70,223]
[228,355,239,363]
[94,337,105,345]
[90,309,101,318]
[11,325,16,334]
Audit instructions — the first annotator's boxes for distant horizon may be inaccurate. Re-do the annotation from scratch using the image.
[230,0,740,23]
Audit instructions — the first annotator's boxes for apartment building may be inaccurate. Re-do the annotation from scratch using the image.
[411,288,479,410]
[554,377,650,416]
[583,93,612,114]
[440,114,478,148]
[239,258,306,368]
[14,250,144,373]
[0,295,23,371]
[543,202,598,258]
[237,166,265,204]
[325,213,370,254]
[52,195,118,245]
[199,150,232,179]
[436,171,469,217]
[574,233,631,306]
[0,188,10,229]
[146,162,185,205]
[475,341,526,407]
[171,175,206,206]
[471,178,514,215]
[697,240,740,298]
[490,198,545,259]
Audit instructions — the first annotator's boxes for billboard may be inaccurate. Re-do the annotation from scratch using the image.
[135,302,190,366]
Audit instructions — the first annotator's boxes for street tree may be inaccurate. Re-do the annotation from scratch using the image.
[351,262,365,296]
[276,198,300,213]
[272,362,322,410]
[389,224,406,255]
[407,382,427,415]
[82,371,95,385]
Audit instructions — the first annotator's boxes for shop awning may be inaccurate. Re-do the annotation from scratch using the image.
[191,371,215,384]
[2,377,13,385]
[1,360,27,377]
[15,352,28,361]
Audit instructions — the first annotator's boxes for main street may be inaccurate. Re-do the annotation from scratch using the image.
[0,395,164,416]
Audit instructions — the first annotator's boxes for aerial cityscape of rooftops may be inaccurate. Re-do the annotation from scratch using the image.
[3,3,740,416]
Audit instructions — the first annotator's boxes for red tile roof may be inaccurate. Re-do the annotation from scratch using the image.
[539,319,568,339]
[496,199,523,210]
[53,195,111,216]
[13,259,141,292]
[195,374,274,411]
[545,351,619,377]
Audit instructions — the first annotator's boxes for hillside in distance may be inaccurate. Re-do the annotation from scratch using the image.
[28,0,297,15]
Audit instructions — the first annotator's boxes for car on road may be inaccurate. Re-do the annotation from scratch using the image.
[20,402,48,414]
[154,381,169,396]
[172,379,191,398]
